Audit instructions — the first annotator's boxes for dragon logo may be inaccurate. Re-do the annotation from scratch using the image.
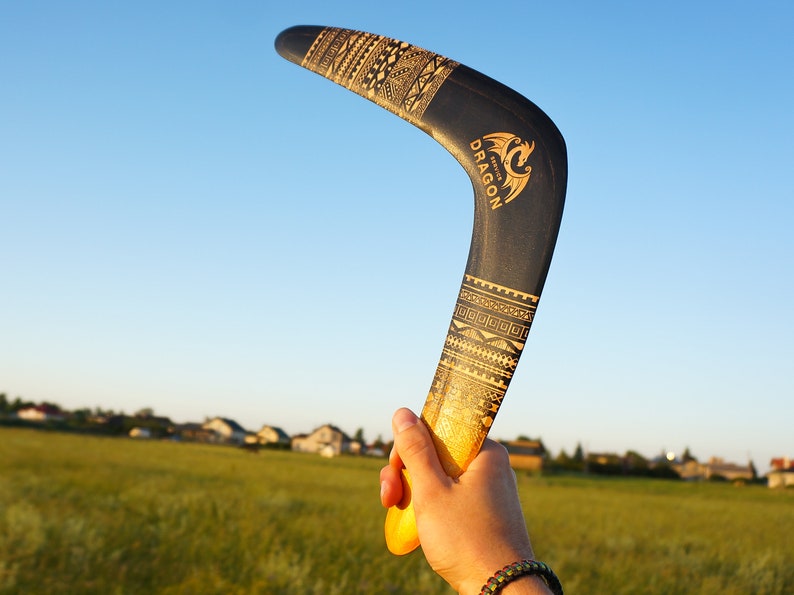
[469,132,536,209]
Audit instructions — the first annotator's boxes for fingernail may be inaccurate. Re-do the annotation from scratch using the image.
[394,409,419,433]
[380,480,387,501]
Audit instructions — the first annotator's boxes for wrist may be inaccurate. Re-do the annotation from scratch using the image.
[500,574,555,594]
[457,548,535,595]
[473,559,563,595]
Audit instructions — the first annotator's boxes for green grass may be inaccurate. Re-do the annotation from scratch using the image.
[1,428,792,594]
[520,475,793,594]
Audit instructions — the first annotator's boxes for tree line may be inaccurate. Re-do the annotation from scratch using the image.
[0,392,759,482]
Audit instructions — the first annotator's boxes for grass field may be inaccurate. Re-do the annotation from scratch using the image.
[1,427,792,594]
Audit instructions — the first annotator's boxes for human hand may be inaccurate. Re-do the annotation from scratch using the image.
[380,408,552,594]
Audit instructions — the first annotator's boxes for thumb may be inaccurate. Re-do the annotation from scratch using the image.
[392,408,447,488]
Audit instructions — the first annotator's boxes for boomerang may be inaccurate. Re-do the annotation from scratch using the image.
[275,25,567,555]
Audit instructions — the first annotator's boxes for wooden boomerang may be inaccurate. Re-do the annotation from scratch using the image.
[275,25,567,555]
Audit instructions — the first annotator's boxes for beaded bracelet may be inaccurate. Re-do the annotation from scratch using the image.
[479,559,563,595]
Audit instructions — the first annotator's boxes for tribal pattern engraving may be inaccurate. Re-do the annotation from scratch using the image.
[301,27,458,123]
[423,275,539,477]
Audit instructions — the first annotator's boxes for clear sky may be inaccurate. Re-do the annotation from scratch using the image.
[2,1,792,473]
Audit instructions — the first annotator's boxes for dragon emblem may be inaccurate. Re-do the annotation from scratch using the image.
[483,133,535,205]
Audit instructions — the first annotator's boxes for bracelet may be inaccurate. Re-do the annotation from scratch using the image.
[479,559,563,595]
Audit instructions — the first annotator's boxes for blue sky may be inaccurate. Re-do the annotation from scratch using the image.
[2,1,792,473]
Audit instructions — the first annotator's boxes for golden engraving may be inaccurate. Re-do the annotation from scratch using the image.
[301,27,458,124]
[421,275,539,477]
[470,134,536,209]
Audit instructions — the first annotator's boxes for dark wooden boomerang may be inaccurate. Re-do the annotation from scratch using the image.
[276,25,567,555]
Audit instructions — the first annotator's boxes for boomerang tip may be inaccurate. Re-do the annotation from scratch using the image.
[385,507,420,555]
[275,25,324,65]
[384,469,421,555]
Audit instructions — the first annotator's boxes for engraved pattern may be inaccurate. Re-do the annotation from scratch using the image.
[301,27,458,123]
[422,275,539,477]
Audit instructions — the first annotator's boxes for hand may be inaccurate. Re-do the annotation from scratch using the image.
[380,408,551,594]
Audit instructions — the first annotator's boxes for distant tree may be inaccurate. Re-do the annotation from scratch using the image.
[70,408,92,423]
[624,450,649,475]
[135,407,155,418]
[551,448,585,473]
[11,396,34,412]
[553,449,571,471]
[681,447,697,463]
[516,434,534,441]
[573,442,584,462]
[0,393,7,413]
[353,427,366,444]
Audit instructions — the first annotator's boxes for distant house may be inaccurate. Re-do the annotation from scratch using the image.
[202,417,247,444]
[291,424,351,457]
[674,457,754,482]
[17,404,66,422]
[674,460,704,481]
[129,427,152,439]
[702,457,755,482]
[770,457,793,471]
[767,457,794,489]
[256,425,291,447]
[503,439,546,471]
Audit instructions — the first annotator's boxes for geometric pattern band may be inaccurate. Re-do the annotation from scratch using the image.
[422,274,539,477]
[301,27,458,123]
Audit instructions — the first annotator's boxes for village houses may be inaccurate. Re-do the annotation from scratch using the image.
[16,404,66,422]
[291,424,353,457]
[202,417,247,444]
[503,439,547,471]
[767,457,794,488]
[4,396,791,486]
[673,457,755,483]
[255,424,291,447]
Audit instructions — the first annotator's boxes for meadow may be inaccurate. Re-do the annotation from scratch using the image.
[1,427,792,594]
